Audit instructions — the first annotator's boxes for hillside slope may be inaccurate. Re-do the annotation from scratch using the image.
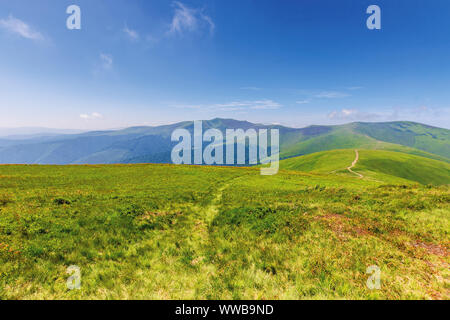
[281,149,450,185]
[280,125,450,163]
[356,150,450,185]
[352,122,450,158]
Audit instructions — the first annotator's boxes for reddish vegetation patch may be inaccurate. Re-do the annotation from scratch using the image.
[411,241,449,257]
[0,242,21,255]
[316,213,370,240]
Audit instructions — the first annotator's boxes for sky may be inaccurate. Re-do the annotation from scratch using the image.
[0,0,449,130]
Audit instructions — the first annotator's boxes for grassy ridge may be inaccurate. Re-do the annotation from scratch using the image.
[352,122,450,159]
[280,149,355,173]
[281,129,449,163]
[0,164,448,299]
[356,150,450,185]
[280,149,450,185]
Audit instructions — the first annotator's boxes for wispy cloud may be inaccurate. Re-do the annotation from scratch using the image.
[214,100,281,111]
[328,109,383,121]
[175,99,282,111]
[80,112,103,120]
[123,25,139,41]
[168,1,215,36]
[0,15,44,41]
[293,89,351,105]
[346,86,363,91]
[327,106,450,127]
[315,91,350,99]
[99,53,113,71]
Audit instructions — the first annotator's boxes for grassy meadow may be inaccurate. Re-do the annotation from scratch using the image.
[281,149,450,185]
[0,153,449,299]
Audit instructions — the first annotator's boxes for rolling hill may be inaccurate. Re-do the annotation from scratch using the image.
[280,149,450,185]
[279,123,450,162]
[0,119,448,165]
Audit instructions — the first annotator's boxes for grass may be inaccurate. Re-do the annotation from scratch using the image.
[280,149,450,185]
[352,122,450,159]
[280,126,450,163]
[356,150,450,185]
[0,162,448,299]
[280,149,356,173]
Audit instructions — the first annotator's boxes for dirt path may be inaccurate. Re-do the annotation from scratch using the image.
[347,150,364,178]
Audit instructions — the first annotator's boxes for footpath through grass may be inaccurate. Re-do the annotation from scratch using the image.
[0,164,448,299]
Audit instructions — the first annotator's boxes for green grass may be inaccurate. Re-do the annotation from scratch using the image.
[356,150,450,185]
[280,149,356,173]
[280,149,450,185]
[352,122,450,159]
[0,163,448,299]
[280,126,450,163]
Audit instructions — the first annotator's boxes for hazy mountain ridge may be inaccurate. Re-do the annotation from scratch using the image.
[0,119,448,165]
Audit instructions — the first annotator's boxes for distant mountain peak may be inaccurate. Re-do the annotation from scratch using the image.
[0,119,448,165]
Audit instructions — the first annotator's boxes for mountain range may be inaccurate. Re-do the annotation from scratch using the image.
[0,119,448,165]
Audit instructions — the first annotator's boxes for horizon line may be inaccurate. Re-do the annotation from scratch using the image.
[0,119,448,138]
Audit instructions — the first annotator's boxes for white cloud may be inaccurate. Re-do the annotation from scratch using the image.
[175,99,282,111]
[99,53,113,70]
[296,100,310,104]
[80,112,103,120]
[215,100,281,110]
[315,91,350,99]
[328,109,382,121]
[123,26,139,41]
[0,15,44,41]
[168,1,215,36]
[173,104,202,110]
[200,14,215,34]
[327,106,450,127]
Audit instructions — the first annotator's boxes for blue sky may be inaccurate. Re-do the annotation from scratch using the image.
[0,0,449,130]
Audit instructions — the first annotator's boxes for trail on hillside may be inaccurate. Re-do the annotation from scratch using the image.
[347,150,364,178]
[202,181,230,225]
[188,175,245,268]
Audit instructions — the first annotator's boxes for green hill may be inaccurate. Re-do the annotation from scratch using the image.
[281,149,356,173]
[352,122,450,158]
[356,150,450,185]
[281,149,450,185]
[280,124,450,163]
